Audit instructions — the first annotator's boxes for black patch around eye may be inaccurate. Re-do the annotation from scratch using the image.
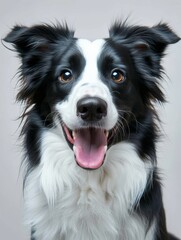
[54,48,86,83]
[46,41,86,103]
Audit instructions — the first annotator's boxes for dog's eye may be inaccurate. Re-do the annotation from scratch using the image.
[59,70,73,83]
[111,69,125,83]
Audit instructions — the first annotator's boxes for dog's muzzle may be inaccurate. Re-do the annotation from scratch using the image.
[63,96,109,170]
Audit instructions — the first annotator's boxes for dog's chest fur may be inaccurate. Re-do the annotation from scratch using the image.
[24,128,155,240]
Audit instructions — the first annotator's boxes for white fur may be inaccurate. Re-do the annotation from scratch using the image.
[56,39,118,131]
[24,126,155,240]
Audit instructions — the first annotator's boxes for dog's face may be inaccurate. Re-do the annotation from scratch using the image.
[55,38,146,169]
[4,23,179,169]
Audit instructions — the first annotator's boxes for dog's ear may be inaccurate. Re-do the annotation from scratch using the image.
[3,24,74,104]
[3,24,74,56]
[110,22,180,55]
[133,23,180,55]
[110,22,180,103]
[4,25,51,58]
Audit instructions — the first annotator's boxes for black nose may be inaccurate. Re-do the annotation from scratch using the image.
[77,97,107,121]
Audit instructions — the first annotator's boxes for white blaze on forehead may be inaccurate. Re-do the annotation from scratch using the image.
[77,38,105,65]
[75,39,108,99]
[76,39,105,85]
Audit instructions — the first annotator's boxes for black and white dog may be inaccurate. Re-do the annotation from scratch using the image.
[4,21,180,240]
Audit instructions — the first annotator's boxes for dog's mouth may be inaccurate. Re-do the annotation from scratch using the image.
[63,125,109,170]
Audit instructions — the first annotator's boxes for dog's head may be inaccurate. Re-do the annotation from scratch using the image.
[4,22,180,169]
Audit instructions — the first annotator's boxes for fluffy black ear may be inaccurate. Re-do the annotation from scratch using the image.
[151,23,180,45]
[110,22,180,55]
[144,23,180,55]
[110,22,180,103]
[3,23,74,104]
[3,23,74,56]
[4,26,29,53]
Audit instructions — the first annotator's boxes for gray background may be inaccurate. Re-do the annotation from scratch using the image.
[0,0,181,239]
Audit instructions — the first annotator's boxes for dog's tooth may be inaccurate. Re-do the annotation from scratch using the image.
[104,146,107,152]
[73,146,76,153]
[72,131,76,139]
[105,131,109,138]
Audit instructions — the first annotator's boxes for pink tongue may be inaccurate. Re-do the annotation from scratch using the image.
[74,128,107,169]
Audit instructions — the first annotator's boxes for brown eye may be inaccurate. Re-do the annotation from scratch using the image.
[59,70,73,83]
[111,69,125,83]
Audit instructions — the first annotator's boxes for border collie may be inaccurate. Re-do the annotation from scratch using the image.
[4,21,180,240]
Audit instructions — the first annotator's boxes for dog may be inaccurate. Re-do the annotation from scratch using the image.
[4,21,180,240]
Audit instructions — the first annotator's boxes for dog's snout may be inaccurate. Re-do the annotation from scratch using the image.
[77,97,107,121]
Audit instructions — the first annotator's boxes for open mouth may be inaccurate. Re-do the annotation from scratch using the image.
[63,125,109,170]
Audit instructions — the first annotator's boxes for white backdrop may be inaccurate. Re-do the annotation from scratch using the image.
[0,0,181,239]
